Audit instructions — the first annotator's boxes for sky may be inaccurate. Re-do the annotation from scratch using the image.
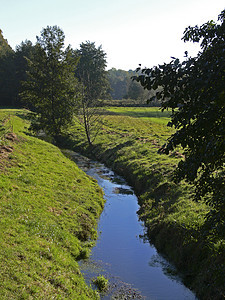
[1,0,224,70]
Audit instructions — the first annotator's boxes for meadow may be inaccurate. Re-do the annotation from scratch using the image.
[62,106,224,300]
[105,106,172,124]
[0,110,104,299]
[0,107,224,299]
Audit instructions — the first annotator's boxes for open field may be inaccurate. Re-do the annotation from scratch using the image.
[0,109,104,299]
[105,106,172,124]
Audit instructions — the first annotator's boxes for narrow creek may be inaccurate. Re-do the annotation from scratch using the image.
[68,151,198,300]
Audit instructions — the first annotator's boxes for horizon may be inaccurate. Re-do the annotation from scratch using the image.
[1,0,224,71]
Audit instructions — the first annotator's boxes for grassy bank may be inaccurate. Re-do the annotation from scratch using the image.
[0,109,105,299]
[61,107,224,300]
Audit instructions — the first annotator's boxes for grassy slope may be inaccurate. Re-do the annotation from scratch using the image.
[61,107,224,300]
[0,110,104,299]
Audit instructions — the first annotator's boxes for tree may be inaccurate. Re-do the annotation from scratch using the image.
[0,29,12,55]
[107,68,130,99]
[0,29,16,107]
[125,78,146,100]
[75,41,109,145]
[107,68,158,105]
[134,10,225,235]
[14,40,35,107]
[0,31,36,108]
[21,26,80,140]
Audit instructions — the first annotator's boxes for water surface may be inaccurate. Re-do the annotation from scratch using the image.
[68,151,197,300]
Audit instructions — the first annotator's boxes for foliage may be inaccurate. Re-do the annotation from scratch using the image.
[107,68,156,103]
[0,30,36,108]
[134,10,225,236]
[0,30,16,107]
[21,26,81,140]
[107,68,127,99]
[75,41,109,101]
[107,68,131,99]
[0,29,12,55]
[0,109,104,298]
[74,41,109,145]
[92,275,108,292]
[14,40,35,107]
[124,78,146,100]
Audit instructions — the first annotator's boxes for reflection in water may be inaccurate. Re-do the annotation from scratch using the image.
[113,187,134,195]
[65,150,197,300]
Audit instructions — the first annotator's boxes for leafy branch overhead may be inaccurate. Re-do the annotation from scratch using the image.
[134,10,225,235]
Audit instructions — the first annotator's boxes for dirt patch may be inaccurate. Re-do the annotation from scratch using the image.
[5,132,18,142]
[0,145,13,154]
[0,132,18,170]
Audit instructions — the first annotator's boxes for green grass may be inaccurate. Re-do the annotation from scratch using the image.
[0,109,104,299]
[92,275,108,292]
[105,106,172,123]
[61,106,224,300]
[1,107,224,299]
[65,108,208,238]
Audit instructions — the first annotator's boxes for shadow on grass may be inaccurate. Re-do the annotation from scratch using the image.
[101,108,172,119]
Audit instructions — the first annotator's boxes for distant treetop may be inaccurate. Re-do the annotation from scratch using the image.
[0,29,12,56]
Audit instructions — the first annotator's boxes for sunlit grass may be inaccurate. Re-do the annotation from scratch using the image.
[1,107,223,299]
[105,106,171,117]
[0,109,103,299]
[66,108,206,233]
[63,106,225,298]
[104,107,172,125]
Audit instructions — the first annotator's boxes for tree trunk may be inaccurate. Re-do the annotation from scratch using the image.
[82,99,92,146]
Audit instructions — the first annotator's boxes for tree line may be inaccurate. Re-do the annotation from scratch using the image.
[0,26,110,144]
[107,68,146,100]
[0,28,158,109]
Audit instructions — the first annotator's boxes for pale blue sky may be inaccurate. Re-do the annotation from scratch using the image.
[1,0,224,70]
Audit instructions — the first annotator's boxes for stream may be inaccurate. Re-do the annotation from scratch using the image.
[68,151,198,300]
